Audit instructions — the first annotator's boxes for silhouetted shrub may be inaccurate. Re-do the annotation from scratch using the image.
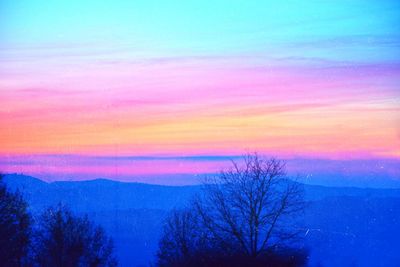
[33,205,117,267]
[159,239,308,267]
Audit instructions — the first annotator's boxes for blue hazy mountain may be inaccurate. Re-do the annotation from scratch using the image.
[4,173,400,267]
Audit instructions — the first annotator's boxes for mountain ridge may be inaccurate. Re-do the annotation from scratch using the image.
[3,173,400,267]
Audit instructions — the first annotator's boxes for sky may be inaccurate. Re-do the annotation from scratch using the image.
[0,0,399,186]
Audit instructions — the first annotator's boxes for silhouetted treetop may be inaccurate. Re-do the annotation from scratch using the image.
[33,204,117,267]
[157,154,307,267]
[195,154,305,257]
[0,174,32,267]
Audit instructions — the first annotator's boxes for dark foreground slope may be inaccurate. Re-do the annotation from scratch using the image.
[4,174,400,267]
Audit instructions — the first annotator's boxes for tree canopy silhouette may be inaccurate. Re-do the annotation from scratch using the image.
[33,204,117,267]
[157,154,307,267]
[0,174,31,267]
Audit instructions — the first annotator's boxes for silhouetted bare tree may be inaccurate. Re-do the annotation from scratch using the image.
[0,174,31,267]
[33,205,117,267]
[195,154,305,257]
[157,154,307,267]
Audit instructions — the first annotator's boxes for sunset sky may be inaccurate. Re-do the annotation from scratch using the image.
[1,0,399,185]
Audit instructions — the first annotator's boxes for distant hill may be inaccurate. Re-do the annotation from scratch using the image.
[3,173,400,267]
[4,174,200,213]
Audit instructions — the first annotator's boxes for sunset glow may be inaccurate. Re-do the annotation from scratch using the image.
[1,0,399,184]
